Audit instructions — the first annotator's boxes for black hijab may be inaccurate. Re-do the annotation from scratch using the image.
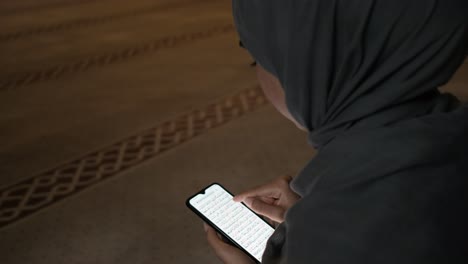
[233,0,468,263]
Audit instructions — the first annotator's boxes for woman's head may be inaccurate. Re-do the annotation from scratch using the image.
[233,0,468,147]
[255,63,306,131]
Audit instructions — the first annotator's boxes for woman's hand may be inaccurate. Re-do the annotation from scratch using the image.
[204,223,255,264]
[233,175,300,223]
[203,176,300,263]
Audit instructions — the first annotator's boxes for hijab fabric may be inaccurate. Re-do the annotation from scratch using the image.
[233,0,468,263]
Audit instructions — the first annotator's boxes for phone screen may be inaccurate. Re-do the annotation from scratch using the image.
[187,183,275,263]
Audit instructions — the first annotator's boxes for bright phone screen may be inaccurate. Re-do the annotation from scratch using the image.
[189,184,275,262]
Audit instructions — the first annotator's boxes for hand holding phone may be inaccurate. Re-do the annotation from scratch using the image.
[233,175,300,224]
[204,223,257,264]
[186,183,275,263]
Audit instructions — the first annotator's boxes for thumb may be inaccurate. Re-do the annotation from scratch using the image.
[205,224,230,253]
[204,224,247,263]
[244,197,284,223]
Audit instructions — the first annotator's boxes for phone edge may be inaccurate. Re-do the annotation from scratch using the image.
[185,182,269,264]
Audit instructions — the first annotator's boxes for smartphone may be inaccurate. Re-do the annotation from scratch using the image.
[186,183,275,263]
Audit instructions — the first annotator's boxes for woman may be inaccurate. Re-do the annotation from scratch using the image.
[204,0,468,263]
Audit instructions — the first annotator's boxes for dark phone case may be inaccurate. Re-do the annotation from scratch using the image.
[185,183,275,264]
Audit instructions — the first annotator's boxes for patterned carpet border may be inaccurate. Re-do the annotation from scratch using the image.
[0,0,216,42]
[0,24,235,90]
[0,0,100,15]
[0,86,268,229]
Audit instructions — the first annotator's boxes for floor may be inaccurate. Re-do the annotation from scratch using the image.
[0,1,466,263]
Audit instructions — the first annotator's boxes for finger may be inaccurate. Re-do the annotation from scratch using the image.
[234,175,294,202]
[205,224,239,261]
[205,224,230,251]
[244,197,285,223]
[258,196,276,205]
[233,182,280,202]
